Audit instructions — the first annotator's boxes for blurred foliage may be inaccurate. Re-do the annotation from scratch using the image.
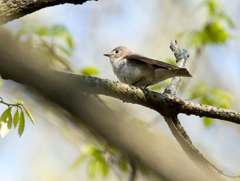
[70,144,109,178]
[0,98,34,137]
[176,0,234,49]
[70,143,148,179]
[15,24,100,76]
[80,66,99,76]
[15,24,74,71]
[189,82,232,127]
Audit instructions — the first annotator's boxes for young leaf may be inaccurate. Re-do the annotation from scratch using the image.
[13,109,20,128]
[1,107,12,123]
[204,117,213,127]
[13,99,24,104]
[0,121,10,138]
[70,144,98,171]
[23,106,35,125]
[96,156,108,177]
[7,112,12,129]
[81,67,99,76]
[88,158,98,178]
[18,111,25,137]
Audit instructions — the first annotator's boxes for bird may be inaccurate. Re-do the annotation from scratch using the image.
[104,46,192,89]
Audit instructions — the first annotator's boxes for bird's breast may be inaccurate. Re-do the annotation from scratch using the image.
[112,59,154,85]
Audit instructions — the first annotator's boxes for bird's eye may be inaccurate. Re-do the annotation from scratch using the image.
[115,50,119,54]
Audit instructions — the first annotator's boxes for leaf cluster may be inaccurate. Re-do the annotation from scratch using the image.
[15,24,74,71]
[189,82,232,127]
[0,98,34,137]
[177,0,234,49]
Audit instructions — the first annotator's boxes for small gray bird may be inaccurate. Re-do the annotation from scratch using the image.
[104,46,192,89]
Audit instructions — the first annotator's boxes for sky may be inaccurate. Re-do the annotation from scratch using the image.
[1,0,240,180]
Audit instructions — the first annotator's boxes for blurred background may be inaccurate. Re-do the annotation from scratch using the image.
[1,0,240,180]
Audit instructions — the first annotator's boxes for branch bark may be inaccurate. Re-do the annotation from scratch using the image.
[0,0,96,25]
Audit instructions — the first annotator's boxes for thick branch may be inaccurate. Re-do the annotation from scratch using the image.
[45,73,240,124]
[0,0,96,25]
[2,69,240,124]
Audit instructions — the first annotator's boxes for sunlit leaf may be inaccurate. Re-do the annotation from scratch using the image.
[18,111,25,137]
[87,156,108,178]
[70,144,98,171]
[1,107,12,123]
[13,109,20,128]
[23,106,35,125]
[0,121,10,138]
[101,160,108,177]
[7,112,12,129]
[67,36,74,51]
[81,67,99,76]
[48,25,74,50]
[204,117,213,127]
[13,99,24,104]
[95,155,108,177]
[88,158,98,178]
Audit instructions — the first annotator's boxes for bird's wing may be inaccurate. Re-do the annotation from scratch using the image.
[125,54,180,69]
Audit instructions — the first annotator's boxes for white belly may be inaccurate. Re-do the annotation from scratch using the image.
[113,62,154,87]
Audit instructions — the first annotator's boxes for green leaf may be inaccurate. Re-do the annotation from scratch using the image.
[13,109,20,128]
[88,158,98,178]
[118,157,128,171]
[70,144,98,171]
[87,156,108,178]
[57,45,72,57]
[81,67,99,76]
[70,154,88,171]
[18,111,25,137]
[7,112,12,129]
[95,155,108,177]
[101,160,108,177]
[1,107,12,123]
[203,22,231,44]
[0,75,3,87]
[48,25,74,50]
[23,106,35,125]
[0,121,10,138]
[13,99,24,104]
[66,35,74,51]
[203,117,213,127]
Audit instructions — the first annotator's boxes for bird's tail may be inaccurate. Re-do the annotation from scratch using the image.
[172,68,192,77]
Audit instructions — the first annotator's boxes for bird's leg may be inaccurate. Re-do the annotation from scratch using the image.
[132,79,141,86]
[143,84,151,89]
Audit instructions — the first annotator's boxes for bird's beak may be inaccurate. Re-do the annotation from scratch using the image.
[104,54,111,57]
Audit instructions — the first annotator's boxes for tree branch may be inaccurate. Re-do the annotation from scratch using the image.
[163,40,226,180]
[0,30,212,181]
[0,0,96,25]
[47,72,240,124]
